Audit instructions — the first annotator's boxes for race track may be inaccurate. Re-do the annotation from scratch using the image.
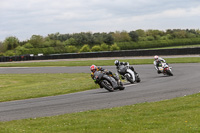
[0,63,200,121]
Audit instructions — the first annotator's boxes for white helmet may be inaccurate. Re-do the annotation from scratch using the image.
[114,60,120,66]
[154,55,159,60]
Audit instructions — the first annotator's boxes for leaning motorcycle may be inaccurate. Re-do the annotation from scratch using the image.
[158,62,173,76]
[93,71,125,92]
[117,65,141,84]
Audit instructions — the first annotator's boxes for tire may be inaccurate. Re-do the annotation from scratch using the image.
[166,70,173,76]
[125,73,134,84]
[101,80,114,92]
[118,82,125,90]
[119,86,125,90]
[136,76,141,82]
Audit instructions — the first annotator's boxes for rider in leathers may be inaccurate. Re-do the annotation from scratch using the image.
[153,55,166,73]
[114,60,139,79]
[90,65,124,89]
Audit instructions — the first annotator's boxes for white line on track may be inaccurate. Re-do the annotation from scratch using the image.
[124,84,137,87]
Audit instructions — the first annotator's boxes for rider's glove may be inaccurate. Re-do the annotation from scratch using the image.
[108,71,112,75]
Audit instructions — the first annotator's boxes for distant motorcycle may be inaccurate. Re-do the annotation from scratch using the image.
[117,64,141,84]
[158,62,173,76]
[93,71,124,92]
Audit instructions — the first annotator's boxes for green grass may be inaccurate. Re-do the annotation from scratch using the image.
[0,57,200,67]
[0,73,98,102]
[0,93,199,133]
[148,44,200,49]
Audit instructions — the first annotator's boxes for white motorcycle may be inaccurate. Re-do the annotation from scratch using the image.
[158,62,173,76]
[117,64,140,84]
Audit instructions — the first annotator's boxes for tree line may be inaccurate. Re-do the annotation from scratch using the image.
[0,29,200,56]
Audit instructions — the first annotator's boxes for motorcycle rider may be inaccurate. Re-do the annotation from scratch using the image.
[114,60,138,76]
[90,64,124,89]
[153,55,166,73]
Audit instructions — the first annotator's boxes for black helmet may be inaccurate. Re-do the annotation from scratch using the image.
[114,60,120,66]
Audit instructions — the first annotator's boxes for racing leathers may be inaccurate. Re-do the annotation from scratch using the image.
[153,57,166,73]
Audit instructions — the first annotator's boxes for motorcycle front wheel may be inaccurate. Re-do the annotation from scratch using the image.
[135,74,141,82]
[166,70,173,76]
[125,73,134,84]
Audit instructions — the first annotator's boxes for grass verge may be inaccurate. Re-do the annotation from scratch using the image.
[0,93,199,133]
[0,73,98,102]
[0,57,200,67]
[148,44,200,49]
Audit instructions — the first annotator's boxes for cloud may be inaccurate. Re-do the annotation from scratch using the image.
[0,0,200,41]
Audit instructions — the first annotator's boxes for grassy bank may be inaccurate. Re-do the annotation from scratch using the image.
[0,73,98,102]
[0,93,199,133]
[0,57,200,67]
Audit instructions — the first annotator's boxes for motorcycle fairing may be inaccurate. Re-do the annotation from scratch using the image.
[126,69,135,81]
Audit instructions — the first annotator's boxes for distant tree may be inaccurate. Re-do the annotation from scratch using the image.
[93,32,104,44]
[100,43,109,51]
[15,46,28,55]
[46,47,55,54]
[43,41,51,47]
[166,29,173,34]
[138,37,147,41]
[64,38,77,46]
[129,31,139,41]
[146,36,154,41]
[110,43,120,51]
[195,29,200,36]
[45,40,57,47]
[19,40,28,46]
[23,43,34,49]
[46,40,64,47]
[80,44,91,52]
[72,33,89,46]
[54,40,65,47]
[165,34,173,39]
[3,36,19,50]
[103,32,114,45]
[29,35,44,48]
[135,29,146,37]
[65,45,77,53]
[186,33,196,38]
[172,30,187,38]
[112,31,131,42]
[85,32,95,45]
[146,29,164,37]
[3,50,15,56]
[57,33,71,41]
[0,41,4,52]
[91,45,101,52]
[47,32,60,40]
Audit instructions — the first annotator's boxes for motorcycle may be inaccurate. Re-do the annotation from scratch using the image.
[117,64,141,84]
[93,71,125,92]
[158,62,173,76]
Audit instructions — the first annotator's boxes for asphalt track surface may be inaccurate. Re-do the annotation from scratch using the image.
[0,63,200,121]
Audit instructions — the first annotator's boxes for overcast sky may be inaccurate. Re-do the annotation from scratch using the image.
[1,0,200,41]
